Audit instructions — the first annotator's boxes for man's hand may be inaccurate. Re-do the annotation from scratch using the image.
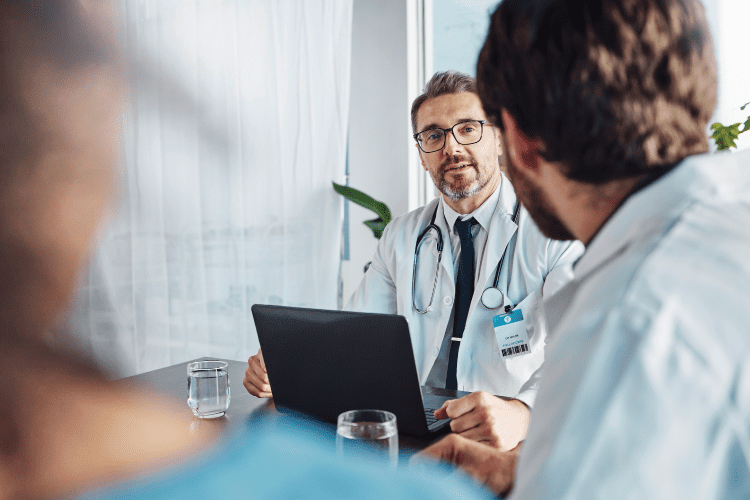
[243,349,272,398]
[434,391,529,451]
[415,434,520,497]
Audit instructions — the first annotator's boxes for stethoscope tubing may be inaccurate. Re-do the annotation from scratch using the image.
[480,202,521,310]
[412,209,443,314]
[412,201,520,313]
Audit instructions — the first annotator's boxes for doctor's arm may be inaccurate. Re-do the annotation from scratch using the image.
[344,228,398,314]
[433,392,530,452]
[514,239,584,408]
[432,242,583,449]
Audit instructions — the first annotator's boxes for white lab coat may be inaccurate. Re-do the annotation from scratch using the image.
[512,150,750,499]
[347,174,583,404]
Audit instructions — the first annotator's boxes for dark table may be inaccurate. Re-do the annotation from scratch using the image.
[123,357,467,458]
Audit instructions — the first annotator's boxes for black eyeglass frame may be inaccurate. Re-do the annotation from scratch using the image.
[412,120,487,153]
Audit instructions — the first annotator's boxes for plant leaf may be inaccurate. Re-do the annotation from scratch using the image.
[742,116,750,134]
[710,122,741,150]
[332,182,392,224]
[363,218,387,239]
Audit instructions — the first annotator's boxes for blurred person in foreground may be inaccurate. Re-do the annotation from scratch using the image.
[0,2,490,499]
[419,0,750,498]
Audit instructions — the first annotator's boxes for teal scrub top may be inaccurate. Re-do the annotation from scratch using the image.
[77,415,492,500]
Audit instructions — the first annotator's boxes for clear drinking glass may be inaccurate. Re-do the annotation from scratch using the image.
[336,409,398,467]
[187,360,230,418]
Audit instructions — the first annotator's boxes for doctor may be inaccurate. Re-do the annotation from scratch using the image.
[244,71,583,450]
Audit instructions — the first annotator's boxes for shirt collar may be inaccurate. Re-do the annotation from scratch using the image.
[440,177,502,233]
[574,150,750,280]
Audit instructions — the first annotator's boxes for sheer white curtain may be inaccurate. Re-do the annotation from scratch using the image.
[68,0,352,376]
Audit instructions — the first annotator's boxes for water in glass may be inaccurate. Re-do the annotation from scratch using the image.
[336,410,398,467]
[187,361,230,418]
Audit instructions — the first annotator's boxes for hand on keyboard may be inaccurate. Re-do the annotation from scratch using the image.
[433,391,529,451]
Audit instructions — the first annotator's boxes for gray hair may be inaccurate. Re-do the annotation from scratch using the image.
[411,71,477,134]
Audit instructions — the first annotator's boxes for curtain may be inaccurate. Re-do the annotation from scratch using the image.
[67,0,353,376]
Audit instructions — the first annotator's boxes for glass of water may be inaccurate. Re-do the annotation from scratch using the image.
[187,360,230,418]
[336,409,398,467]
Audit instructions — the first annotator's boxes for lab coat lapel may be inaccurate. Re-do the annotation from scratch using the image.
[432,198,455,281]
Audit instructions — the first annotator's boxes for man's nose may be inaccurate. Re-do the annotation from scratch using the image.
[442,130,463,156]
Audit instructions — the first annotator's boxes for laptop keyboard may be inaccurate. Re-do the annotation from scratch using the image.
[422,392,454,430]
[423,403,449,428]
[424,406,440,426]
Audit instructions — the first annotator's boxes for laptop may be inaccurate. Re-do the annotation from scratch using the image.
[251,304,458,437]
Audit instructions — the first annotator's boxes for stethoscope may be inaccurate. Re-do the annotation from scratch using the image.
[412,202,521,314]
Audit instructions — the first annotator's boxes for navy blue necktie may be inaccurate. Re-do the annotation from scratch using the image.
[446,217,475,390]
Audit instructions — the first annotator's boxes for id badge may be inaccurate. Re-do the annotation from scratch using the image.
[492,308,530,359]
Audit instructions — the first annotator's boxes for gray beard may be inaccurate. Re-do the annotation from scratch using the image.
[440,179,484,201]
[438,167,489,201]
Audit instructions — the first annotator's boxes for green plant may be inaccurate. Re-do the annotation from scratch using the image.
[333,182,392,239]
[710,102,750,151]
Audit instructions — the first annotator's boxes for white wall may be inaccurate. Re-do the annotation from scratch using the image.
[343,0,413,302]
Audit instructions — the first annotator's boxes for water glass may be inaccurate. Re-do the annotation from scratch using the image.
[336,409,398,467]
[187,360,230,418]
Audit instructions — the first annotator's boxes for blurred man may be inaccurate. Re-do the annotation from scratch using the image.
[0,2,490,499]
[245,71,583,451]
[421,0,750,498]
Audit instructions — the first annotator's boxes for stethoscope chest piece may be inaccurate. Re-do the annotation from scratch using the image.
[481,287,505,310]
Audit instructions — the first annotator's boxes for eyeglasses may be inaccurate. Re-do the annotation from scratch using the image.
[413,120,486,153]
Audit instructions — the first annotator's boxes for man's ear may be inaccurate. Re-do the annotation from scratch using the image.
[492,124,503,156]
[415,142,428,171]
[501,109,542,176]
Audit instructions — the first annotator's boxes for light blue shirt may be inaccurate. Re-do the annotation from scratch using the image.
[512,150,750,499]
[77,416,491,500]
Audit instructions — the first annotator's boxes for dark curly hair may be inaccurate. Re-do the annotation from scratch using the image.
[477,0,717,184]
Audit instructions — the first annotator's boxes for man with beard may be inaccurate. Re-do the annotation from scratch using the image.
[244,71,584,451]
[419,0,750,498]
